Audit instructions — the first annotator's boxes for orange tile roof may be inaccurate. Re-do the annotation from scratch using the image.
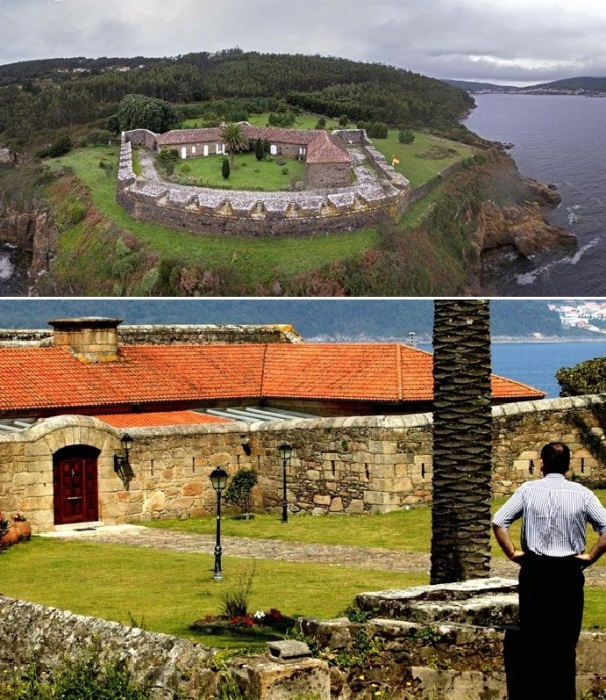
[0,343,544,414]
[94,411,232,428]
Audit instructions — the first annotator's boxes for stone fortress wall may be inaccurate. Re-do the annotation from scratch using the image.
[1,395,605,533]
[116,128,415,236]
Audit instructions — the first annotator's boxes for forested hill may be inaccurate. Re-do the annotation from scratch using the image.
[0,299,572,340]
[0,49,474,150]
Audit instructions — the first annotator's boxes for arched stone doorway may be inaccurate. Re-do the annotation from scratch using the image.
[53,445,101,525]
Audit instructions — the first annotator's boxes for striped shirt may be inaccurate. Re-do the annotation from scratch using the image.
[492,473,606,557]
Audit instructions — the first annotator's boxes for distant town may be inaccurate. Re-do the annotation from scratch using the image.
[549,301,606,335]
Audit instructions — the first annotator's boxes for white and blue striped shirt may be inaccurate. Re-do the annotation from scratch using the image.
[493,473,606,557]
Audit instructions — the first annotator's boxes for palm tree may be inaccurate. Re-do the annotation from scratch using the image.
[430,299,493,584]
[221,122,248,166]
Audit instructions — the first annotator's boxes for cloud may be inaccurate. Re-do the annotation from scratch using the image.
[0,0,604,83]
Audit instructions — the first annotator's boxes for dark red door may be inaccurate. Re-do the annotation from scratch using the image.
[53,452,99,525]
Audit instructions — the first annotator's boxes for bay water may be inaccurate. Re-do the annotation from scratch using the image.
[464,94,606,296]
[420,340,606,398]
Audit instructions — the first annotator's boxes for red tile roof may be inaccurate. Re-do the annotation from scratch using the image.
[306,132,351,164]
[94,411,232,428]
[0,343,544,415]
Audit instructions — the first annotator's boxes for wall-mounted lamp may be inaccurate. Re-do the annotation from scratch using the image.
[114,433,134,489]
[210,466,229,581]
[241,435,251,456]
[278,442,293,523]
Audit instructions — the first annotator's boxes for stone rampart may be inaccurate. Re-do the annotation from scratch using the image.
[116,130,412,237]
[1,396,605,533]
[0,323,303,347]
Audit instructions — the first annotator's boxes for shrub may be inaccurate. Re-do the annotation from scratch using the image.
[398,129,415,144]
[556,357,606,396]
[225,469,258,518]
[221,155,230,179]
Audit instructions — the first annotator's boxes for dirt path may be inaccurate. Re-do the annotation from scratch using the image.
[53,526,606,587]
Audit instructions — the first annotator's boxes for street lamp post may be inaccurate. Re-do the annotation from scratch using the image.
[209,466,228,581]
[278,442,293,523]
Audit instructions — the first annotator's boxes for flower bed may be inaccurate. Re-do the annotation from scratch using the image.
[190,608,295,636]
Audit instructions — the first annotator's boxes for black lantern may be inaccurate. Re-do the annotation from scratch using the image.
[278,442,293,523]
[114,433,134,489]
[210,466,228,581]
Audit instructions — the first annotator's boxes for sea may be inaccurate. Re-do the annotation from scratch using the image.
[417,339,606,398]
[464,94,606,296]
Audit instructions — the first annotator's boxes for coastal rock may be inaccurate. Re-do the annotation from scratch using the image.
[523,177,562,207]
[476,200,576,258]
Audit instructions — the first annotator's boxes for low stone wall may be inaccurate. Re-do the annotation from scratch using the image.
[0,323,304,347]
[3,587,604,700]
[0,595,217,698]
[1,395,606,533]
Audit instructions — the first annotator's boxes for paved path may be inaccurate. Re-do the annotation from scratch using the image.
[49,525,606,587]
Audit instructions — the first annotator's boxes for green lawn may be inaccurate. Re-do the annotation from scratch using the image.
[0,538,426,648]
[51,146,378,286]
[3,495,606,650]
[372,131,476,188]
[172,151,307,191]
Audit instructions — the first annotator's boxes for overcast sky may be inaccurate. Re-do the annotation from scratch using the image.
[0,0,604,85]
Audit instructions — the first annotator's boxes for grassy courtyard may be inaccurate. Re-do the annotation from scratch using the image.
[3,497,606,651]
[171,151,307,191]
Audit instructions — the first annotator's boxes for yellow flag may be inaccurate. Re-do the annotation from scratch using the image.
[392,156,400,166]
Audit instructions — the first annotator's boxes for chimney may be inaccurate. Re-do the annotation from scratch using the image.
[49,317,122,363]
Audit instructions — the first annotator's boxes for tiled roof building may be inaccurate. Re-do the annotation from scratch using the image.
[0,318,544,427]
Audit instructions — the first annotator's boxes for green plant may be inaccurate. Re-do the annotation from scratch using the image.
[398,129,415,145]
[1,650,151,700]
[225,470,258,519]
[222,156,230,179]
[219,562,256,619]
[408,625,445,645]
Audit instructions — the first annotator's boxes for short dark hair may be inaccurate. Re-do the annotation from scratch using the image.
[540,442,571,474]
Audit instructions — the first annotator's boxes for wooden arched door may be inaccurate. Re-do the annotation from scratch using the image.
[53,445,100,525]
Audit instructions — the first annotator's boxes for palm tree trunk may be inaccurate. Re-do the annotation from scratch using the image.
[430,299,493,584]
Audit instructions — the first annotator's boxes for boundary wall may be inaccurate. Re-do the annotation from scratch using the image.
[1,395,605,533]
[116,129,413,237]
[0,323,303,347]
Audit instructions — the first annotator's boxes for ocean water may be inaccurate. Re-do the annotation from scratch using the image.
[420,340,606,398]
[464,94,606,296]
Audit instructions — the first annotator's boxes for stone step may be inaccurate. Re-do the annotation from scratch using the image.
[355,577,519,627]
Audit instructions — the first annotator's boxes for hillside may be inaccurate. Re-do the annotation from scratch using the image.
[0,49,475,155]
[443,76,606,95]
[0,299,568,339]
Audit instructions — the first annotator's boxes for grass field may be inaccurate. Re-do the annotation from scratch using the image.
[3,497,606,649]
[51,146,378,286]
[172,150,307,190]
[0,538,426,648]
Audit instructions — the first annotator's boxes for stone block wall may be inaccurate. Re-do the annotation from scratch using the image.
[0,323,303,348]
[1,396,605,532]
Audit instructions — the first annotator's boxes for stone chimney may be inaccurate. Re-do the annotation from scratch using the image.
[49,317,122,363]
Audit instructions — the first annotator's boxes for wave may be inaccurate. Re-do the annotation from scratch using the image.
[515,238,600,286]
[0,254,14,281]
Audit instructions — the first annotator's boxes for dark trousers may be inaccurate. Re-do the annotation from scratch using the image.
[517,552,584,700]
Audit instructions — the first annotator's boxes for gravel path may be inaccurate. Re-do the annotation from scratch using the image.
[53,526,606,587]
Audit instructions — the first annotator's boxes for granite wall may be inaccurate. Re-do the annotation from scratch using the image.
[1,396,605,533]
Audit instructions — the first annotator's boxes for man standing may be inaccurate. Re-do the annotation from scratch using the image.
[492,442,606,699]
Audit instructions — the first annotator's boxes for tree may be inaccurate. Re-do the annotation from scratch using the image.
[430,299,493,584]
[255,137,264,161]
[221,122,248,166]
[222,155,230,179]
[225,469,258,519]
[398,129,415,144]
[112,94,178,134]
[556,357,606,396]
